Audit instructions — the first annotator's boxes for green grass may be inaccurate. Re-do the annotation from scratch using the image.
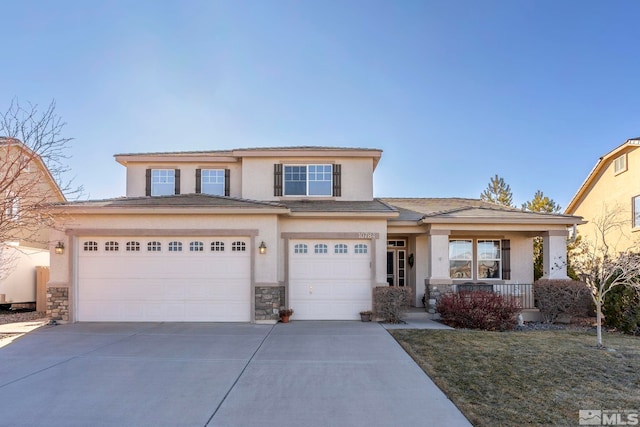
[390,329,640,427]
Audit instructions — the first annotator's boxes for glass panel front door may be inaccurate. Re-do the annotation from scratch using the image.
[387,249,406,287]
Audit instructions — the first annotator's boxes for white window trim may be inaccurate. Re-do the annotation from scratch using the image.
[633,195,640,229]
[151,169,175,196]
[449,239,502,281]
[201,169,225,196]
[283,164,333,197]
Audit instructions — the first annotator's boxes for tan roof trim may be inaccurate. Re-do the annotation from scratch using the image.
[420,216,585,226]
[287,211,398,219]
[115,154,238,165]
[565,139,640,214]
[51,206,289,215]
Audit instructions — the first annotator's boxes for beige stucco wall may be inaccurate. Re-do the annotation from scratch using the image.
[241,157,375,201]
[570,147,640,252]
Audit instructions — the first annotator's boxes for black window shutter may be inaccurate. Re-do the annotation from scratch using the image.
[501,239,511,280]
[274,164,283,196]
[224,169,230,196]
[145,169,151,196]
[174,169,181,195]
[332,164,342,197]
[195,169,201,194]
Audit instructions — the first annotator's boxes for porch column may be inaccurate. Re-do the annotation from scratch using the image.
[425,229,452,285]
[541,230,570,280]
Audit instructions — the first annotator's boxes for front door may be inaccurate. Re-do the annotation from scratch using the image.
[386,249,406,287]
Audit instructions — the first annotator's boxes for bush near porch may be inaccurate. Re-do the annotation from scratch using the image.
[373,286,412,323]
[533,279,593,324]
[436,291,520,331]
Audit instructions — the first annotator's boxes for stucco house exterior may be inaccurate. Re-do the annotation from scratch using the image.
[565,138,640,252]
[48,147,583,323]
[0,137,66,307]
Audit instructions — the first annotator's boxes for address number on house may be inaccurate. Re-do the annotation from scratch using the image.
[358,232,379,239]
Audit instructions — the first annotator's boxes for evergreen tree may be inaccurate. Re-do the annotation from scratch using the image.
[480,174,514,207]
[522,190,561,213]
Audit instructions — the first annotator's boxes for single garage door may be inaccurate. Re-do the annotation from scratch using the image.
[77,237,251,322]
[289,240,372,320]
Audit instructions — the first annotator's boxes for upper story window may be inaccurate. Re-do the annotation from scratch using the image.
[151,169,175,196]
[200,169,225,196]
[284,164,332,196]
[634,195,640,228]
[4,193,19,220]
[614,154,627,174]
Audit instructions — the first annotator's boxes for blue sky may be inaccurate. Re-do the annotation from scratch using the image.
[2,0,640,209]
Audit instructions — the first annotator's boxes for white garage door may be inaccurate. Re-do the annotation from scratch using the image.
[77,237,251,322]
[289,240,372,320]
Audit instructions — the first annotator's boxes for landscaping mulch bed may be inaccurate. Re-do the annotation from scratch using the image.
[0,308,47,326]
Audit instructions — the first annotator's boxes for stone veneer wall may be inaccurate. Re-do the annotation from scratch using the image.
[255,286,286,321]
[425,283,454,314]
[47,287,69,322]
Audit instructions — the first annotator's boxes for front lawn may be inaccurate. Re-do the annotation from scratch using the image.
[390,329,640,427]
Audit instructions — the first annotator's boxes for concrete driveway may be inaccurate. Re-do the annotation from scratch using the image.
[0,321,471,427]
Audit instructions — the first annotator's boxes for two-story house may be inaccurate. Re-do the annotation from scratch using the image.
[565,138,640,252]
[49,147,582,323]
[0,137,66,307]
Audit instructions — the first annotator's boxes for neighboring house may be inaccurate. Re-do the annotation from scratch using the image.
[565,138,640,252]
[49,147,582,323]
[0,137,66,307]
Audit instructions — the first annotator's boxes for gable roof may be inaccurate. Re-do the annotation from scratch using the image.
[565,138,640,214]
[0,136,66,202]
[382,198,584,225]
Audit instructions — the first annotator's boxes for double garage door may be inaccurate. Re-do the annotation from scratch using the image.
[289,240,372,320]
[77,237,251,322]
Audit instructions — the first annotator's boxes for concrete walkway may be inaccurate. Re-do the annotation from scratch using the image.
[0,321,471,427]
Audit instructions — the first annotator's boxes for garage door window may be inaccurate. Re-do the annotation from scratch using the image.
[105,241,119,252]
[294,243,308,254]
[314,244,328,254]
[84,241,98,252]
[126,241,140,252]
[334,244,348,254]
[148,241,162,252]
[190,241,204,252]
[211,241,225,252]
[232,241,246,252]
[168,241,182,252]
[355,244,368,254]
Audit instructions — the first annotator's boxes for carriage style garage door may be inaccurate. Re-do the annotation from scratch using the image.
[77,237,251,322]
[289,240,372,320]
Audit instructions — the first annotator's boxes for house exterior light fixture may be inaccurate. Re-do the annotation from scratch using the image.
[55,241,65,255]
[259,241,267,255]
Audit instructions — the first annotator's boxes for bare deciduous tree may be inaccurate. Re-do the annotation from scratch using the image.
[570,205,640,347]
[0,99,81,278]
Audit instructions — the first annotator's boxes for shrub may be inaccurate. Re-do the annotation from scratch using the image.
[534,279,593,324]
[373,286,412,323]
[602,284,640,335]
[436,291,520,331]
